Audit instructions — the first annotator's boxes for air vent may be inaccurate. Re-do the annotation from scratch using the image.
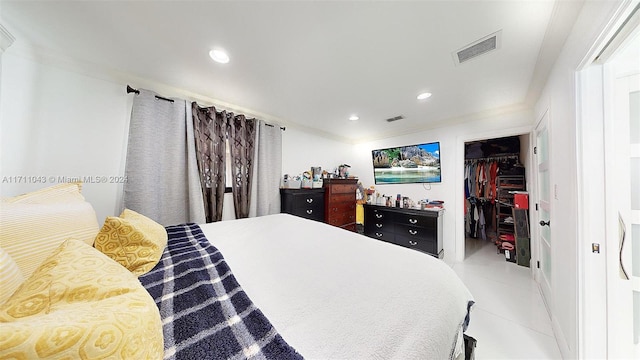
[385,115,405,122]
[453,30,502,65]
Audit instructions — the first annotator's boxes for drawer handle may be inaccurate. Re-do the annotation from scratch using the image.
[375,214,383,218]
[306,209,313,214]
[376,223,383,228]
[306,198,313,203]
[375,232,383,237]
[409,240,417,246]
[409,229,418,235]
[409,218,418,224]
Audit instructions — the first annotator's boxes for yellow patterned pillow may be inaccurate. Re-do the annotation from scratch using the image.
[94,209,168,276]
[0,239,163,359]
[0,247,24,305]
[0,183,100,279]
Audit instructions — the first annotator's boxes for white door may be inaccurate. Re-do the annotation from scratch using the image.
[535,110,552,309]
[605,68,640,358]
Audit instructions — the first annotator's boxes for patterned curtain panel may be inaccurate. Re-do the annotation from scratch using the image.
[192,103,228,222]
[228,115,256,219]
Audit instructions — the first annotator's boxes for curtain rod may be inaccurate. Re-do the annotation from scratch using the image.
[126,85,174,103]
[126,85,285,131]
[264,123,286,131]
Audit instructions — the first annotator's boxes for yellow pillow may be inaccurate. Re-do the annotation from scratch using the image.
[0,247,24,305]
[0,183,100,279]
[94,209,168,276]
[2,182,86,204]
[0,239,163,359]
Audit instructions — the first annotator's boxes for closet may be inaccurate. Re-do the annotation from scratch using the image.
[464,135,530,265]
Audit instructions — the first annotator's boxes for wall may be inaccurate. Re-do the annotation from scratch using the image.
[282,127,353,179]
[0,50,132,224]
[0,47,355,224]
[350,109,534,264]
[531,1,626,358]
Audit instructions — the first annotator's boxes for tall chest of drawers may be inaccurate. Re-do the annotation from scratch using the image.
[323,178,358,232]
[280,188,325,222]
[363,204,444,258]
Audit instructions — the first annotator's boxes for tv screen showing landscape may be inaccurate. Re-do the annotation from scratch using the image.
[371,142,441,184]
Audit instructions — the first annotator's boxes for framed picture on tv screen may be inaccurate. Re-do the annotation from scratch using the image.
[371,142,441,184]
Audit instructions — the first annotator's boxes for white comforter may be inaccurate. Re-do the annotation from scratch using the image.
[200,214,473,360]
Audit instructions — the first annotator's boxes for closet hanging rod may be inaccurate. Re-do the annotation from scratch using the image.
[126,85,174,103]
[465,154,520,163]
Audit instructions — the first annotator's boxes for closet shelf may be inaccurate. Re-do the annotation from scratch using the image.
[495,175,525,253]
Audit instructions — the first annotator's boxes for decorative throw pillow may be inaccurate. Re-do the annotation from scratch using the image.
[0,182,100,279]
[94,209,168,276]
[0,239,163,359]
[2,182,86,204]
[0,247,24,305]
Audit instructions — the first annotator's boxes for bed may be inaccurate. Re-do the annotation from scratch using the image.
[0,183,474,360]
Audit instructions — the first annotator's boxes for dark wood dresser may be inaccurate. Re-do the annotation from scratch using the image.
[323,178,358,232]
[363,204,444,258]
[280,188,325,222]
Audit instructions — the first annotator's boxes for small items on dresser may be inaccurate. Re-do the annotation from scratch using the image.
[282,174,302,189]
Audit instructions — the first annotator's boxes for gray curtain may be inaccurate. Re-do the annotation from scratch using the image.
[192,103,228,223]
[249,121,282,217]
[123,89,205,226]
[228,115,256,219]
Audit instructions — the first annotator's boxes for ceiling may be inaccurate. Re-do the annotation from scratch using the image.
[1,0,582,143]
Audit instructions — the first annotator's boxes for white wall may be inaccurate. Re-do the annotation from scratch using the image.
[282,127,354,178]
[0,49,360,224]
[531,1,626,358]
[350,109,534,264]
[0,50,132,224]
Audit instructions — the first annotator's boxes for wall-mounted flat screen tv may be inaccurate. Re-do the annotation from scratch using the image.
[371,142,441,184]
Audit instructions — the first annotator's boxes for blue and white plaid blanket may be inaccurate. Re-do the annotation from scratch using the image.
[140,223,304,360]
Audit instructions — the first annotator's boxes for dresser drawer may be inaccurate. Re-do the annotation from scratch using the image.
[323,178,358,232]
[341,223,357,232]
[292,192,325,208]
[328,193,355,204]
[291,206,324,222]
[330,184,356,194]
[393,235,437,255]
[327,211,356,227]
[364,207,393,223]
[364,218,393,233]
[328,201,355,214]
[394,213,436,229]
[364,228,393,241]
[281,188,325,222]
[395,223,436,242]
[362,204,443,258]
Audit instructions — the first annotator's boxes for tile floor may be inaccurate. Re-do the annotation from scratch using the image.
[454,238,562,359]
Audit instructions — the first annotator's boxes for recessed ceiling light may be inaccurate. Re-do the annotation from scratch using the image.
[417,92,432,100]
[349,115,359,121]
[209,48,229,64]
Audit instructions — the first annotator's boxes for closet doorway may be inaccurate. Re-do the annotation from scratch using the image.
[463,135,532,264]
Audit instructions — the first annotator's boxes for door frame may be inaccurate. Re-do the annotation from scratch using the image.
[454,125,533,263]
[532,109,552,309]
[574,1,639,357]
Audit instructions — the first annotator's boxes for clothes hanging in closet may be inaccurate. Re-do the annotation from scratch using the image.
[464,156,519,204]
